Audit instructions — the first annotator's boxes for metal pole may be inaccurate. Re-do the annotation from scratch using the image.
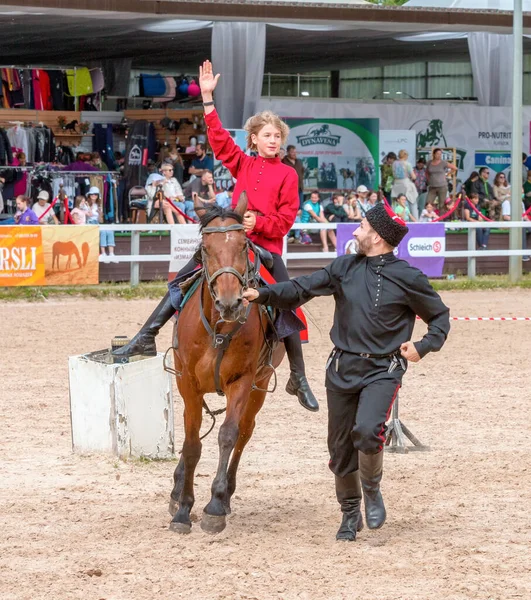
[130,231,140,286]
[74,67,78,111]
[510,0,523,282]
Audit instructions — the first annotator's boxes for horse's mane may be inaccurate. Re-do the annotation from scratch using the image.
[199,204,243,231]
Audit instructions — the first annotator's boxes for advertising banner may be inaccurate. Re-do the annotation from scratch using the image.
[0,225,99,286]
[260,99,529,185]
[336,222,445,278]
[169,224,202,279]
[379,130,416,166]
[213,129,248,191]
[285,118,379,191]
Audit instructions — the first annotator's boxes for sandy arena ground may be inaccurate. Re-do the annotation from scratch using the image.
[1,290,531,600]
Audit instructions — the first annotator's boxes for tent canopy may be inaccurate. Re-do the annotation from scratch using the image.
[1,2,530,72]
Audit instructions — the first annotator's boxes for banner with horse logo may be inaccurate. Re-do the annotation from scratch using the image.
[284,118,379,192]
[0,226,99,286]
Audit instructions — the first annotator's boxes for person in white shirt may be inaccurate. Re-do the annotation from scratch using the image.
[32,190,59,225]
[146,162,186,224]
[502,198,530,261]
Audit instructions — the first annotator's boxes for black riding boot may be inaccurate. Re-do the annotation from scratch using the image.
[359,451,386,529]
[112,292,177,358]
[283,332,319,412]
[335,471,363,542]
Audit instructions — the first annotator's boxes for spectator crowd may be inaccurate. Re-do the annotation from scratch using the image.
[4,141,530,260]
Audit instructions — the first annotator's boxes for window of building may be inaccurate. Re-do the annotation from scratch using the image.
[339,62,476,101]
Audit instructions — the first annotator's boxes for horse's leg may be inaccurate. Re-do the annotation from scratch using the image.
[225,387,267,515]
[168,451,185,517]
[201,378,252,534]
[169,378,203,534]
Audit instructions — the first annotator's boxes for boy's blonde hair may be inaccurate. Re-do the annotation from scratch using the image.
[244,111,289,151]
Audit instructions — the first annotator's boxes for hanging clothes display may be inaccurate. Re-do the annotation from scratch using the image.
[66,68,93,97]
[7,125,29,158]
[1,69,24,108]
[92,124,116,170]
[0,129,13,165]
[90,68,105,93]
[47,70,65,110]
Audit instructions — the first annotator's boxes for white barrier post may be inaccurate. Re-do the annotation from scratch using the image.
[130,230,140,286]
[467,228,476,278]
[69,351,175,459]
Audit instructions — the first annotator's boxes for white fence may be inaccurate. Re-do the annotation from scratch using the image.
[100,222,531,285]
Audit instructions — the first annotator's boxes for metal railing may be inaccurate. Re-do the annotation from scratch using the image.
[100,222,531,285]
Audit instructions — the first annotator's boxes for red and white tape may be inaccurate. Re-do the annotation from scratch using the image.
[417,316,531,321]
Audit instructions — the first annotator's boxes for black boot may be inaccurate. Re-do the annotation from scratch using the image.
[335,471,363,542]
[359,451,386,530]
[285,373,319,412]
[112,292,177,359]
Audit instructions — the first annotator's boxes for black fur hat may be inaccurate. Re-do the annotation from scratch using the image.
[366,202,408,247]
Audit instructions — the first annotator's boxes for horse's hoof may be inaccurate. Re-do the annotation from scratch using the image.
[168,498,179,517]
[200,512,226,534]
[169,520,192,534]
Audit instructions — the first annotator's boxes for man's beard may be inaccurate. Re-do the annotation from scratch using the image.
[354,237,369,256]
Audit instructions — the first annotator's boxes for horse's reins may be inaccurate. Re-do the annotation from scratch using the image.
[199,222,261,397]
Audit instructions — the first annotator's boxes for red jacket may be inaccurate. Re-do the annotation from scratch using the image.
[205,109,299,255]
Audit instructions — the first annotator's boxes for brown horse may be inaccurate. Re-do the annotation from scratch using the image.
[52,241,82,270]
[168,193,285,535]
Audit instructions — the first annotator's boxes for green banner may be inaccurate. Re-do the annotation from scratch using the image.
[286,118,379,191]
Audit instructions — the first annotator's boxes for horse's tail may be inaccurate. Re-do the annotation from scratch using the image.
[81,242,89,267]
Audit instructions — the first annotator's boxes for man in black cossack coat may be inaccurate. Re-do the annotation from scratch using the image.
[244,203,450,541]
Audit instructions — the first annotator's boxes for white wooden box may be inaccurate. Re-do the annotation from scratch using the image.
[68,352,174,459]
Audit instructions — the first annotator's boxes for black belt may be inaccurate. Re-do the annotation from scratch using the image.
[337,348,401,359]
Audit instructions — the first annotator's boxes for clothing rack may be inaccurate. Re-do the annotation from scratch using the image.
[0,65,80,110]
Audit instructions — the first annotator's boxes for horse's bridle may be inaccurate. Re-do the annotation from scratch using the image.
[198,222,263,396]
[200,223,252,299]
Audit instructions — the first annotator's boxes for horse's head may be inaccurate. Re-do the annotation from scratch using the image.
[195,193,249,323]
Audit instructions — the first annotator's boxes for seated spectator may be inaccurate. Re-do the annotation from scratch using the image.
[189,143,214,177]
[502,197,530,261]
[464,192,489,249]
[324,193,349,223]
[472,167,500,220]
[70,195,88,225]
[440,196,460,222]
[168,146,184,184]
[345,193,362,222]
[357,185,372,218]
[185,170,216,219]
[147,164,186,224]
[14,195,39,225]
[463,171,479,198]
[394,193,417,222]
[523,169,531,211]
[287,207,303,244]
[86,187,101,225]
[32,190,59,225]
[420,201,438,222]
[215,184,234,210]
[493,172,511,205]
[301,190,336,252]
